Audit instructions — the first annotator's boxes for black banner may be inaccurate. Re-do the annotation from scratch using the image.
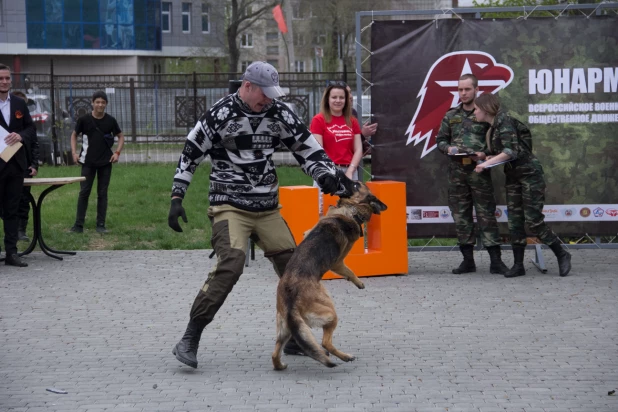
[371,18,618,237]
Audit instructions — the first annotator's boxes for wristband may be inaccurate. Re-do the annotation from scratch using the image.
[114,151,121,156]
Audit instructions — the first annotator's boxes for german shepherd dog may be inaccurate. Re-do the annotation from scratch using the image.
[272,180,388,370]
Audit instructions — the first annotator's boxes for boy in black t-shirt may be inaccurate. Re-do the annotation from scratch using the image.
[70,91,124,233]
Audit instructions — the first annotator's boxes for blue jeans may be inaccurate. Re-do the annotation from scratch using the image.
[74,163,112,228]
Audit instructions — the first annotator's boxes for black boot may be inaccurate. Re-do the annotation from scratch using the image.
[487,245,509,274]
[18,219,30,242]
[5,254,28,267]
[172,319,206,368]
[548,241,572,277]
[505,246,526,278]
[452,245,476,274]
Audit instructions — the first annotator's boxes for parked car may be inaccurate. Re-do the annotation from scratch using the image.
[26,94,75,165]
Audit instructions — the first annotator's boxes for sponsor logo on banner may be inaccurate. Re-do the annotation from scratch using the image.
[580,207,591,217]
[563,208,574,218]
[495,208,503,218]
[543,208,560,220]
[606,209,618,217]
[423,211,440,218]
[440,209,450,219]
[410,209,422,220]
[404,51,514,158]
[593,207,604,218]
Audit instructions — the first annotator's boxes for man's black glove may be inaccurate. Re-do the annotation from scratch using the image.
[317,170,356,198]
[317,173,339,196]
[168,198,187,232]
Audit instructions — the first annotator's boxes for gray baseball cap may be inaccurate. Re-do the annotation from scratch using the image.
[242,61,286,99]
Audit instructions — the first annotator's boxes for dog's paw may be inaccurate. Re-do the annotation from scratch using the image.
[273,362,288,371]
[343,355,356,362]
[326,361,338,368]
[356,282,365,289]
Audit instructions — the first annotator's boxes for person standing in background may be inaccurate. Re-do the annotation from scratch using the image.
[473,93,571,278]
[311,82,362,214]
[0,64,37,267]
[10,90,39,242]
[70,91,124,234]
[436,74,509,275]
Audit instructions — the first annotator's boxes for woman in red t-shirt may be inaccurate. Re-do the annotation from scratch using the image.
[310,82,362,213]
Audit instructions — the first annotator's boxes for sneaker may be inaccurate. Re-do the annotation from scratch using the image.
[96,226,108,234]
[18,231,30,241]
[69,225,83,233]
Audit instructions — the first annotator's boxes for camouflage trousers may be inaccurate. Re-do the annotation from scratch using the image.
[447,162,501,247]
[505,158,558,247]
[189,204,296,326]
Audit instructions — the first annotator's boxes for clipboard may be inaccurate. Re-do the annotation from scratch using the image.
[483,159,512,169]
[0,124,23,162]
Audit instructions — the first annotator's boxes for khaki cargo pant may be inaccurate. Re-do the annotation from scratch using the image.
[189,204,296,326]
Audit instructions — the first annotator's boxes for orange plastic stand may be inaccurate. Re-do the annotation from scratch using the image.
[279,181,408,279]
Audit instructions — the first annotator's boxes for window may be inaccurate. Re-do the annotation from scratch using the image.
[295,60,305,73]
[161,2,171,33]
[292,3,312,19]
[293,32,305,46]
[241,5,253,17]
[267,46,279,55]
[267,60,278,69]
[313,31,326,45]
[201,4,209,33]
[0,0,4,26]
[182,3,191,33]
[241,61,251,72]
[24,0,162,50]
[240,33,253,48]
[266,32,278,42]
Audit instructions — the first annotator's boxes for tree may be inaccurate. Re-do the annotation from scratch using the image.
[224,0,281,72]
[184,0,281,73]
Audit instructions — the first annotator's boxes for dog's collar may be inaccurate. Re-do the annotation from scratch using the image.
[352,214,365,235]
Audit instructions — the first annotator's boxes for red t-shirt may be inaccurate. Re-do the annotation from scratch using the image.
[310,113,361,165]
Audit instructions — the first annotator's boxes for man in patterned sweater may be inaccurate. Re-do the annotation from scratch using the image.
[168,61,351,369]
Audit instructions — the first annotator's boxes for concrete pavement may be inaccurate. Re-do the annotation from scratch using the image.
[1,248,617,412]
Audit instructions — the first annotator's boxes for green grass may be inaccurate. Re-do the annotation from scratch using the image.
[3,163,461,252]
[2,163,313,252]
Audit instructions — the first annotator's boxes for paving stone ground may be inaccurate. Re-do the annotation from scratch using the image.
[1,248,617,412]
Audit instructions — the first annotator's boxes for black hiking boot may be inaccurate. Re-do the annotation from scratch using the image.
[548,241,572,277]
[505,246,526,278]
[172,320,205,368]
[452,244,476,274]
[487,245,509,274]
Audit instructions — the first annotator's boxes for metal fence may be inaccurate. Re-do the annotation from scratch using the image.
[12,71,363,165]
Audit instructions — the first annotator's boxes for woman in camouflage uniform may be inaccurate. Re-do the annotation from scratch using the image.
[472,94,571,278]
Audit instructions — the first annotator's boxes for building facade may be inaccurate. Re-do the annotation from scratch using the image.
[0,0,455,78]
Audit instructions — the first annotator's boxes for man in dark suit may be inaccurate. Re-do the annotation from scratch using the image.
[0,63,37,267]
[11,91,40,242]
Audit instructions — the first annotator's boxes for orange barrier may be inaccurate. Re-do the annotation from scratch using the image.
[279,181,408,279]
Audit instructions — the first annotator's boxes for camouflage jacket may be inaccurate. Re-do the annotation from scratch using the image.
[436,104,490,155]
[488,111,531,161]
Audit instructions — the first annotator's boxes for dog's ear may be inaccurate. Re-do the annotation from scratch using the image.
[369,196,388,214]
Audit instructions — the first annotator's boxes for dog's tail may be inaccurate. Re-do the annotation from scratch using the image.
[287,311,337,368]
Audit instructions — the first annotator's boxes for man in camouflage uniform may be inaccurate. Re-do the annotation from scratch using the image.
[436,74,508,275]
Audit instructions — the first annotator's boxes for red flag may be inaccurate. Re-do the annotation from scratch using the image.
[272,5,288,34]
